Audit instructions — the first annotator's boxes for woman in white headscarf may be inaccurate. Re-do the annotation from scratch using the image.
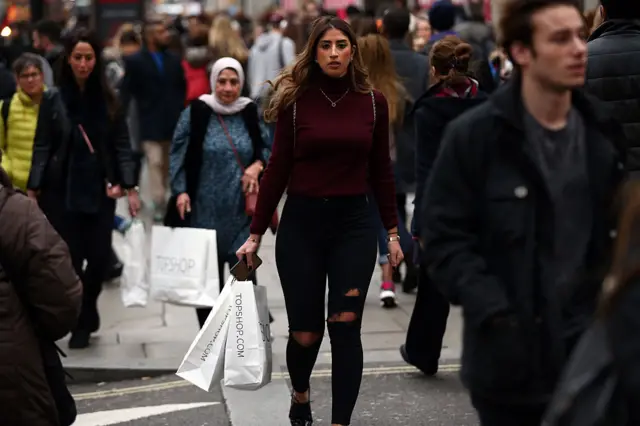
[169,57,271,327]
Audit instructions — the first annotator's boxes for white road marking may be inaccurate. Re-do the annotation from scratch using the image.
[74,402,220,426]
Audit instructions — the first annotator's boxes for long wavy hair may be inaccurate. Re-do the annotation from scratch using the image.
[358,34,403,125]
[600,181,640,316]
[264,16,372,123]
[57,28,119,120]
[209,15,249,64]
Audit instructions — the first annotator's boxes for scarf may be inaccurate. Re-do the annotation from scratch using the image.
[199,57,252,115]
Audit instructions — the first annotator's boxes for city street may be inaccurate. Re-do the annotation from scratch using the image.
[71,365,478,426]
[59,185,471,425]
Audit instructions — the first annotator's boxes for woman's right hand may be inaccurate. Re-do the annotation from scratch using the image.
[236,235,261,268]
[177,193,191,220]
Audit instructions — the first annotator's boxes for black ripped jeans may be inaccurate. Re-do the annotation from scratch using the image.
[276,195,377,425]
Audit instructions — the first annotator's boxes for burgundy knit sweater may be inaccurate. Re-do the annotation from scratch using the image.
[249,73,398,235]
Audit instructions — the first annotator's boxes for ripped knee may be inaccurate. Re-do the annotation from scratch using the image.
[327,289,361,323]
[291,331,322,347]
[327,311,358,322]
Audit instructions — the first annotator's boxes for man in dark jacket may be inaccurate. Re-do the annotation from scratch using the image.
[585,0,640,176]
[422,0,625,424]
[121,19,186,222]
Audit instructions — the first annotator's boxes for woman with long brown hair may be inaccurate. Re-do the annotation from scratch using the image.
[29,29,140,349]
[596,181,640,422]
[236,16,403,426]
[358,33,416,306]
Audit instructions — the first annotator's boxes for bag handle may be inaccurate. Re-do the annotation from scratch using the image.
[217,114,245,173]
[77,124,95,154]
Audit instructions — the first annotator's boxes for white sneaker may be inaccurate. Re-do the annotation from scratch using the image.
[379,281,397,308]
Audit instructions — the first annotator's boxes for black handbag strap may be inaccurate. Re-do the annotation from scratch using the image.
[185,100,212,201]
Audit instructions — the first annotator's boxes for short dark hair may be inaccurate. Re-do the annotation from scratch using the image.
[12,52,43,75]
[34,19,62,43]
[499,0,580,60]
[601,0,640,20]
[382,7,411,39]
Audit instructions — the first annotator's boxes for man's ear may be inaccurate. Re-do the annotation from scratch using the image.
[599,5,606,21]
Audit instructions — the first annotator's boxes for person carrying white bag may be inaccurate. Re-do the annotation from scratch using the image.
[120,219,149,308]
[166,57,275,329]
[223,280,272,390]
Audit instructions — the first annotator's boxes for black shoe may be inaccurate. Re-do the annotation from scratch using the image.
[289,392,313,425]
[392,267,402,283]
[88,311,100,333]
[68,330,91,349]
[400,344,437,377]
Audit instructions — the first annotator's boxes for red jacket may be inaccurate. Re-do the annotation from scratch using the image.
[182,59,210,105]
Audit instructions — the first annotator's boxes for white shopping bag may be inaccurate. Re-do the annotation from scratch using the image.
[150,226,219,307]
[120,219,149,307]
[223,281,272,390]
[176,276,236,391]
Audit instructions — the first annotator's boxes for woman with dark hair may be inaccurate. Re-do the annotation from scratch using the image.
[27,29,140,349]
[236,16,403,426]
[401,35,487,377]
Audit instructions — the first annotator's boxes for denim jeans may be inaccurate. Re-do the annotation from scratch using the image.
[113,215,128,232]
[368,194,412,265]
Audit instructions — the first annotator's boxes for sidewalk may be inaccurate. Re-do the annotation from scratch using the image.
[58,197,463,381]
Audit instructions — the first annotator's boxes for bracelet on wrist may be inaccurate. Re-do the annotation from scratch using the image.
[125,186,140,195]
[387,235,400,244]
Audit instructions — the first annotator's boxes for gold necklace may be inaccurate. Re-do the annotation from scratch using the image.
[319,88,350,107]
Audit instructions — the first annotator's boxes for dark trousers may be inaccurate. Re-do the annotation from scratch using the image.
[40,192,115,333]
[276,195,377,425]
[195,254,256,328]
[471,395,547,426]
[396,193,407,225]
[404,262,450,372]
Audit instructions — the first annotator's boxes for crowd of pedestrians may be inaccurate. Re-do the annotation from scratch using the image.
[2,0,640,425]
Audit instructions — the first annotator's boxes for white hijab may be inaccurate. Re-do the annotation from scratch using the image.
[199,57,253,115]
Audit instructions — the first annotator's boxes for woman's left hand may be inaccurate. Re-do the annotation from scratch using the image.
[128,189,141,217]
[388,241,404,268]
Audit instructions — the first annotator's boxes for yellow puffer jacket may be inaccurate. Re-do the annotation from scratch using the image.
[0,89,40,191]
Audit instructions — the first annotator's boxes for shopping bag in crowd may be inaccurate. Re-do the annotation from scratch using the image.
[120,219,149,308]
[150,226,220,307]
[223,281,272,390]
[176,276,235,391]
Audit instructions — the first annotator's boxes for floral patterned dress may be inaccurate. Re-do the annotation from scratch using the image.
[169,106,270,259]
